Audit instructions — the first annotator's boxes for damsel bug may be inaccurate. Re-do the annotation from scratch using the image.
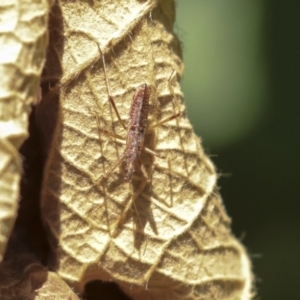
[91,46,181,234]
[94,46,181,184]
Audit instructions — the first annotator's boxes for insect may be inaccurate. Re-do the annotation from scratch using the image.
[92,46,181,235]
[94,45,181,184]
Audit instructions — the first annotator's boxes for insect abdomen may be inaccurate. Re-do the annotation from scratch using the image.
[124,84,150,181]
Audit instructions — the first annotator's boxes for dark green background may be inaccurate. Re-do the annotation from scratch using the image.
[177,1,300,299]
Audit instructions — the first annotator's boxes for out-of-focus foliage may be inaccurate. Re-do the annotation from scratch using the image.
[177,0,266,149]
[177,1,300,300]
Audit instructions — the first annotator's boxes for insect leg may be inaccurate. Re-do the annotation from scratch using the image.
[148,111,181,130]
[138,158,150,182]
[94,151,126,184]
[96,44,127,131]
[149,70,181,130]
[112,179,147,237]
[92,110,125,141]
[144,147,165,159]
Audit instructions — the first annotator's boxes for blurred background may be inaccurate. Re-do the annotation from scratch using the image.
[176,1,300,299]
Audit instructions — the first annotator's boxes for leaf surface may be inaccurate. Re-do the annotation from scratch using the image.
[37,0,254,299]
[0,0,50,263]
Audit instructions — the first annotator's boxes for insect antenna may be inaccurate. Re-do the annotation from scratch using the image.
[96,44,127,131]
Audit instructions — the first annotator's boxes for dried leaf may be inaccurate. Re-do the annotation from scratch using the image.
[0,252,79,300]
[39,0,253,299]
[34,271,80,300]
[0,0,51,262]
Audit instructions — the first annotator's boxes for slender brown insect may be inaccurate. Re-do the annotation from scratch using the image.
[94,46,181,184]
[123,83,150,181]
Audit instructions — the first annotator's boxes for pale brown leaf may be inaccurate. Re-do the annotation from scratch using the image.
[39,0,254,299]
[0,0,51,263]
[0,252,79,300]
